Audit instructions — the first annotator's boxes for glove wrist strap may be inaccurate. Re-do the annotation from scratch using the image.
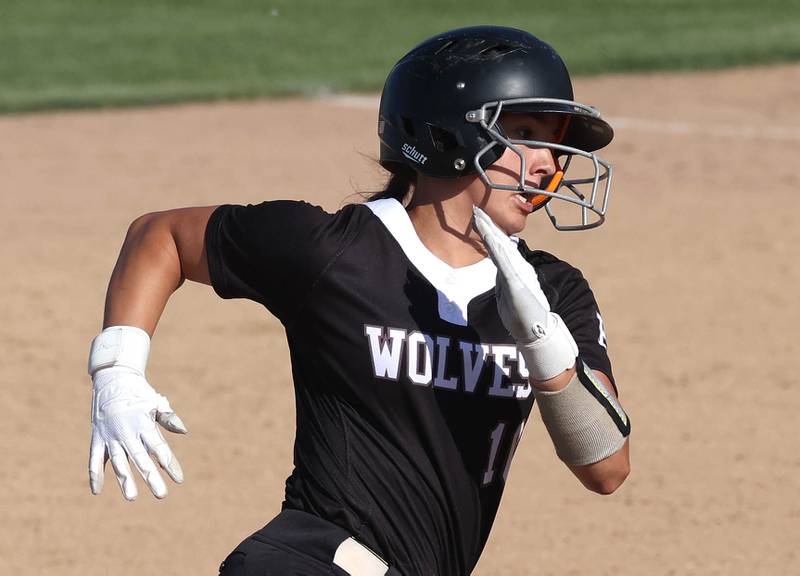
[519,313,578,381]
[88,326,150,377]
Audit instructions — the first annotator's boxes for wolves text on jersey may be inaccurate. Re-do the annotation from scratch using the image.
[364,325,531,399]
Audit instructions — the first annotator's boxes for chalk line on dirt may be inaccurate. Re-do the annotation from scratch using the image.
[322,94,800,142]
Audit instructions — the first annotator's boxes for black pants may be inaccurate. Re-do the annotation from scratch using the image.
[219,509,402,576]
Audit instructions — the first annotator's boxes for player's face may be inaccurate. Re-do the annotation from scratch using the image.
[471,113,565,234]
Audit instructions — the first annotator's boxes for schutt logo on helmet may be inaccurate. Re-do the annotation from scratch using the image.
[401,143,428,165]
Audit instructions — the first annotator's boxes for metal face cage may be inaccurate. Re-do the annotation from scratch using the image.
[467,98,613,231]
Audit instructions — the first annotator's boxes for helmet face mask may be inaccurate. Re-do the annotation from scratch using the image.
[378,25,614,231]
[471,99,613,231]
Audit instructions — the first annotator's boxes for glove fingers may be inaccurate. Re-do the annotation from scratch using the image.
[473,208,525,288]
[472,207,505,265]
[475,210,527,321]
[474,206,550,339]
[473,206,515,252]
[479,228,528,309]
[473,205,507,242]
[88,434,106,495]
[141,428,184,484]
[490,240,521,285]
[125,437,168,499]
[108,441,138,501]
[153,393,174,415]
[496,275,531,338]
[156,410,188,434]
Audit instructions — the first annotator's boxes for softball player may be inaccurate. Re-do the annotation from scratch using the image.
[87,26,630,576]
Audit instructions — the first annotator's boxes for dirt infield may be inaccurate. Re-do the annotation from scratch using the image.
[1,64,798,575]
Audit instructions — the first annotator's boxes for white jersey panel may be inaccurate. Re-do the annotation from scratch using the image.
[366,199,500,326]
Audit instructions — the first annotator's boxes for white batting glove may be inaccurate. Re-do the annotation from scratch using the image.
[88,326,187,500]
[473,206,578,381]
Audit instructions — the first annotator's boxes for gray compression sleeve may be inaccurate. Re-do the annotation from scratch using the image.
[533,361,630,466]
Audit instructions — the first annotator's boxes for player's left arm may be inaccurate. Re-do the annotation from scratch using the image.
[474,207,630,495]
[568,369,630,494]
[534,367,629,494]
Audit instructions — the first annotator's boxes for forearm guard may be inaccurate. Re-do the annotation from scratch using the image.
[533,360,630,466]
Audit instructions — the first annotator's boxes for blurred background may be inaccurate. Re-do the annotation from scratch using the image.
[1,1,799,574]
[2,0,800,112]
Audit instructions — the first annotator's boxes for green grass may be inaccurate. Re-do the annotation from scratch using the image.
[1,0,799,113]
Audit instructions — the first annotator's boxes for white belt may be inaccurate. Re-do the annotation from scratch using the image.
[333,537,390,576]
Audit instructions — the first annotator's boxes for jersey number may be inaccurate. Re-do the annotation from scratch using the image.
[481,420,526,486]
[597,311,607,349]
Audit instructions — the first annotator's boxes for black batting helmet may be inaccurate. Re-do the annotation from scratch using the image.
[378,26,614,229]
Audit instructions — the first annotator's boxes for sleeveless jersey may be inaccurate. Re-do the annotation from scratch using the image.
[205,198,613,576]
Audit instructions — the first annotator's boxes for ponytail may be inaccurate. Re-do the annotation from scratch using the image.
[367,165,417,205]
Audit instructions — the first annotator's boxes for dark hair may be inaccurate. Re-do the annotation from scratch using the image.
[367,164,417,205]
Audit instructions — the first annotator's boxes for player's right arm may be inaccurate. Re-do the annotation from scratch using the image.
[88,207,217,501]
[103,207,217,332]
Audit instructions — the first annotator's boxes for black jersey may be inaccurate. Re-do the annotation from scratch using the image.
[205,198,613,576]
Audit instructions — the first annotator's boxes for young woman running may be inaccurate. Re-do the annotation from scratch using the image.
[87,25,630,576]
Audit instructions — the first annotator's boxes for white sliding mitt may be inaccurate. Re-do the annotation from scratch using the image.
[473,206,578,381]
[88,326,187,500]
